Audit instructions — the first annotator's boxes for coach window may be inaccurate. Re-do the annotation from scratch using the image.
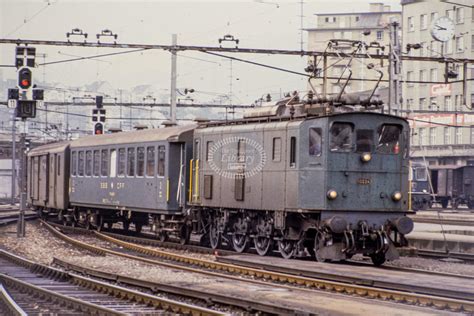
[290,137,297,168]
[93,150,100,176]
[71,151,77,176]
[330,122,353,152]
[85,151,92,176]
[118,148,126,177]
[137,147,145,177]
[272,137,281,162]
[109,149,117,178]
[101,149,108,177]
[78,151,85,176]
[127,148,136,177]
[376,124,402,154]
[356,130,373,153]
[146,146,155,177]
[158,145,165,176]
[309,128,322,156]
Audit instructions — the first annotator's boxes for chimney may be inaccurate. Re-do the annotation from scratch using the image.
[369,3,384,12]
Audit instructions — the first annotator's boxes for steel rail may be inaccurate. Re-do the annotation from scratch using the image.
[411,216,474,227]
[0,274,126,316]
[0,247,224,316]
[415,249,474,262]
[41,221,474,313]
[53,257,299,315]
[0,283,27,316]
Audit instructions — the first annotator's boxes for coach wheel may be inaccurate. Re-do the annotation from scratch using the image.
[158,231,168,242]
[96,216,104,232]
[135,223,143,234]
[179,225,191,245]
[254,236,273,256]
[106,222,113,229]
[123,220,130,231]
[278,240,295,259]
[209,221,221,249]
[441,199,448,209]
[452,199,459,210]
[231,234,249,253]
[370,253,386,267]
[314,231,329,263]
[468,201,474,210]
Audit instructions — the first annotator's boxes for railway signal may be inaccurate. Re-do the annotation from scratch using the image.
[94,122,104,135]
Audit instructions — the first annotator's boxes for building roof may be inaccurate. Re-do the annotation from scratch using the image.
[314,11,401,16]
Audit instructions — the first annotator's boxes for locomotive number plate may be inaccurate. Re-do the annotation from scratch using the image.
[357,178,371,185]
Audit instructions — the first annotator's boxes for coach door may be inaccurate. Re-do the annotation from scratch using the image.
[190,138,201,204]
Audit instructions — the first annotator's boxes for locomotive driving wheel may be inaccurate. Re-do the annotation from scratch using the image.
[254,236,273,256]
[231,234,249,253]
[278,240,296,259]
[370,252,386,267]
[314,231,329,262]
[209,220,222,249]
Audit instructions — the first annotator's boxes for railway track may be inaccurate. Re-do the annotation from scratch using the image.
[411,216,474,227]
[43,220,474,313]
[0,213,37,227]
[0,247,223,315]
[415,249,474,262]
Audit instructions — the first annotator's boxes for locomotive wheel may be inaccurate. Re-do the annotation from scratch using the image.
[441,199,448,209]
[314,231,328,263]
[370,253,386,267]
[158,232,168,242]
[135,223,143,234]
[468,201,474,210]
[96,216,104,232]
[179,225,191,245]
[209,221,222,249]
[254,236,273,256]
[123,220,130,231]
[231,234,249,253]
[278,240,295,259]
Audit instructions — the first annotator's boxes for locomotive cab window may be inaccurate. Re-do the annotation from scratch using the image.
[377,124,402,154]
[206,141,214,161]
[272,137,281,162]
[356,129,374,153]
[309,128,322,156]
[290,137,297,167]
[415,167,428,181]
[330,123,354,152]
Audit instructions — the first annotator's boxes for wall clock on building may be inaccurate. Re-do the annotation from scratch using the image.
[430,16,455,42]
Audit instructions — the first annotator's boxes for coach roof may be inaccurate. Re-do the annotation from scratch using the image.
[70,124,196,148]
[28,141,70,156]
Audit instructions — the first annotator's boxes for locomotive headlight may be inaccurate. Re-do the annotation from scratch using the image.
[327,189,338,200]
[361,153,372,163]
[392,191,402,201]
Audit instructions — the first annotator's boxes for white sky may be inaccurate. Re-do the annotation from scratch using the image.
[0,0,402,104]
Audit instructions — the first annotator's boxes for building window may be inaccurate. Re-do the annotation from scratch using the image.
[325,16,336,23]
[137,147,145,177]
[446,9,454,21]
[430,12,438,23]
[407,71,414,86]
[456,36,464,52]
[419,70,427,84]
[455,94,462,111]
[444,96,452,111]
[127,148,135,177]
[419,42,426,56]
[101,149,108,177]
[406,98,414,110]
[456,7,464,24]
[158,145,165,177]
[146,146,155,177]
[429,97,438,110]
[376,31,383,40]
[408,16,414,32]
[355,16,359,22]
[418,128,425,146]
[471,126,474,143]
[272,137,281,162]
[419,98,426,110]
[430,40,438,56]
[420,14,428,30]
[430,68,438,82]
[429,127,436,145]
[444,38,453,54]
[455,127,462,144]
[472,35,474,51]
[444,127,451,144]
[93,150,100,176]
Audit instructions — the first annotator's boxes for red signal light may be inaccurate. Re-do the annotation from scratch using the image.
[95,129,103,135]
[21,79,30,86]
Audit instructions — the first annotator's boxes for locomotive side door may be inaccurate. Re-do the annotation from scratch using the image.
[191,138,201,204]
